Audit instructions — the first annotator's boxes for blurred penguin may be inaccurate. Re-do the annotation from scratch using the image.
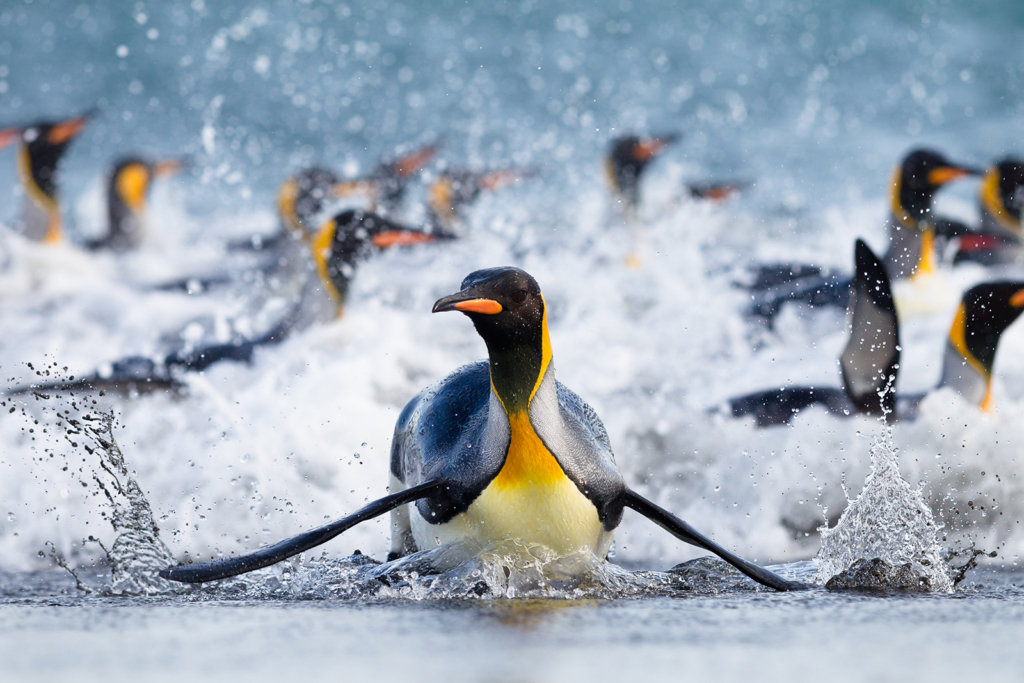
[744,148,980,321]
[85,156,188,251]
[426,167,535,234]
[953,158,1024,266]
[0,110,94,243]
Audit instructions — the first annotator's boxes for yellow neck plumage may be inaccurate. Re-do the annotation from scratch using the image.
[980,168,1022,237]
[890,165,936,279]
[311,219,345,316]
[489,297,564,490]
[948,303,993,411]
[18,145,62,244]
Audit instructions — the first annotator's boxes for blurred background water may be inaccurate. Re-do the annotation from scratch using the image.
[3,0,1022,214]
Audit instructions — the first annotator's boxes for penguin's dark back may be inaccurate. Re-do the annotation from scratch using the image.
[390,361,508,524]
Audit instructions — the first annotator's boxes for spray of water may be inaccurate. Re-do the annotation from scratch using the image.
[814,383,953,591]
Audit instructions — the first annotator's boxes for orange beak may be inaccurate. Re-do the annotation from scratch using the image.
[480,168,533,191]
[0,127,20,150]
[1010,288,1024,308]
[452,299,503,314]
[432,292,503,315]
[632,133,680,161]
[394,144,440,177]
[927,166,979,186]
[47,113,91,145]
[371,230,436,249]
[153,158,188,178]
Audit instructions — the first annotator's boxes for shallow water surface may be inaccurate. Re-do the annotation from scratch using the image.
[2,565,1023,682]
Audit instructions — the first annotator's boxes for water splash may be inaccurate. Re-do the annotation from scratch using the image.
[56,408,177,595]
[814,422,953,592]
[175,545,793,602]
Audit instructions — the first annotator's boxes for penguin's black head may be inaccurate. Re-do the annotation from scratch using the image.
[295,167,341,229]
[108,156,185,211]
[960,281,1024,374]
[1,111,93,199]
[897,148,981,218]
[433,267,544,347]
[994,158,1024,219]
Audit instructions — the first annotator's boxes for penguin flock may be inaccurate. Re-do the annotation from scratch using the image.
[4,104,1023,594]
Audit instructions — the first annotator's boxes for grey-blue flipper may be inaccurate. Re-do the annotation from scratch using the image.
[159,479,444,583]
[839,238,900,415]
[729,239,899,426]
[623,489,806,591]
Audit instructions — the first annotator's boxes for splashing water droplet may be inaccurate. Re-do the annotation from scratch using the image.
[815,424,952,592]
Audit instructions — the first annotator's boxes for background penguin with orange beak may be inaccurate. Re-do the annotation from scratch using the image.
[84,156,188,251]
[10,209,454,396]
[605,133,679,217]
[305,209,455,319]
[159,266,801,592]
[953,158,1024,266]
[744,148,980,322]
[0,110,94,244]
[426,167,535,234]
[729,240,1024,426]
[242,143,440,253]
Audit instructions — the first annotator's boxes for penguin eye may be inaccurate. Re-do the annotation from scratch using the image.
[511,289,528,304]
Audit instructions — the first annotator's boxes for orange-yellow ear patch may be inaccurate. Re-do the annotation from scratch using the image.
[453,299,503,315]
[927,166,969,186]
[1010,289,1024,308]
[116,163,151,212]
[371,230,435,249]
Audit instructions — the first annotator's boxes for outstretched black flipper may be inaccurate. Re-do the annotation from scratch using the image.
[729,386,852,427]
[623,489,805,591]
[745,272,853,322]
[160,480,444,583]
[6,305,302,397]
[839,239,900,415]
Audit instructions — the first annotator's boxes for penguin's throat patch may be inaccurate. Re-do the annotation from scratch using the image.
[948,303,990,381]
[491,412,567,491]
[889,166,918,231]
[981,168,1022,235]
[277,178,303,239]
[311,220,344,306]
[117,164,150,213]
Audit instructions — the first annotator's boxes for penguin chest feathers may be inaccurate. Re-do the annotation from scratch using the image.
[417,407,606,557]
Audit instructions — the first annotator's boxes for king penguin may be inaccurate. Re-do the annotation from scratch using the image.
[266,144,440,249]
[85,156,187,251]
[729,240,1024,426]
[426,167,534,233]
[744,148,979,321]
[306,209,454,318]
[953,158,1024,266]
[883,149,981,279]
[0,110,94,243]
[160,267,801,591]
[605,133,679,217]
